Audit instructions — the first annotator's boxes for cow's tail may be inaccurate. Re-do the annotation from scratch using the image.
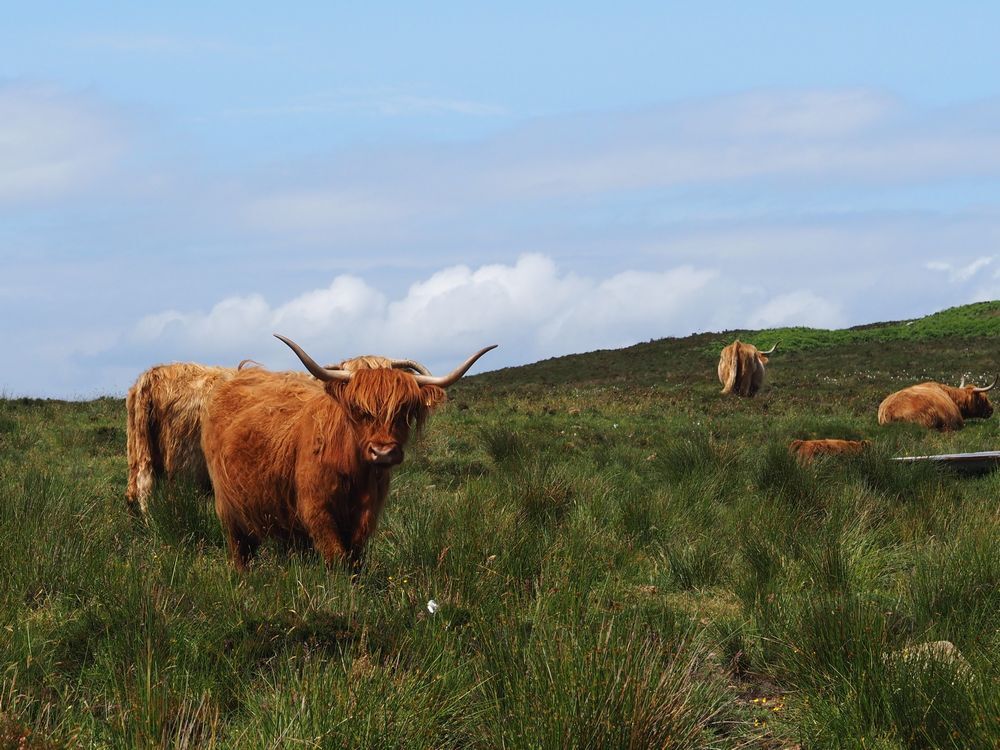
[125,370,158,513]
[737,346,757,396]
[719,344,739,394]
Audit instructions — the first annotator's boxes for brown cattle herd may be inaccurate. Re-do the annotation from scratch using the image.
[124,335,995,569]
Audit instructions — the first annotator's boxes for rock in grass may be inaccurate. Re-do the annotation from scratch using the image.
[888,640,974,682]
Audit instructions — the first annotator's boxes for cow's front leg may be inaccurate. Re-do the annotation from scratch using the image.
[299,491,351,567]
[225,526,260,571]
[215,492,259,570]
[346,542,367,573]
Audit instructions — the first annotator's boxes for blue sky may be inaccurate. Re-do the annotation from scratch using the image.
[3,3,1000,397]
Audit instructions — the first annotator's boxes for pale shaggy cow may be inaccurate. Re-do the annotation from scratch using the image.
[717,340,778,397]
[126,363,242,512]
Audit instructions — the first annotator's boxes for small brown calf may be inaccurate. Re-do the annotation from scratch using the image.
[789,438,869,464]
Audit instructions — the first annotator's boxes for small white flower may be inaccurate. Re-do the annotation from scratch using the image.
[427,599,439,615]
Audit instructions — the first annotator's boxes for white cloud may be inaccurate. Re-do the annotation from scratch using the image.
[0,83,124,203]
[924,256,994,283]
[117,254,718,373]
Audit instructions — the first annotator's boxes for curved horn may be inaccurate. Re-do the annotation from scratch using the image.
[388,358,432,375]
[973,374,998,393]
[413,345,498,388]
[759,342,778,355]
[274,334,352,382]
[959,375,967,388]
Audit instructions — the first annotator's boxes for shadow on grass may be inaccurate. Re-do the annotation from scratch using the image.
[143,481,224,551]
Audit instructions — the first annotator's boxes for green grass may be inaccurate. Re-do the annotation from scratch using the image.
[1,302,999,748]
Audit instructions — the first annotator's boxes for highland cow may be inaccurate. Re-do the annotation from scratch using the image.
[718,340,778,397]
[877,376,996,431]
[200,335,496,569]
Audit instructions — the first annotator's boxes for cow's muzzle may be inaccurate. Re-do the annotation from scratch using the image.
[366,442,403,466]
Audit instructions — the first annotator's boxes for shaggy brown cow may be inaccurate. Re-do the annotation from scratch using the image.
[126,363,242,512]
[877,376,996,431]
[789,439,870,463]
[718,340,778,397]
[201,336,496,569]
[125,356,432,513]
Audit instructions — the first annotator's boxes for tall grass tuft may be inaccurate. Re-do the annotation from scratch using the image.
[507,457,576,524]
[660,539,725,590]
[650,427,718,483]
[476,618,740,749]
[910,527,1000,646]
[754,441,823,512]
[478,424,523,464]
[234,647,476,749]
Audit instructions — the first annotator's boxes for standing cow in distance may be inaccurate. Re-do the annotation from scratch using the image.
[877,375,996,431]
[718,340,778,397]
[125,356,432,514]
[201,335,497,570]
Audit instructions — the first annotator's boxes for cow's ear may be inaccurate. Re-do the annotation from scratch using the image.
[420,384,447,409]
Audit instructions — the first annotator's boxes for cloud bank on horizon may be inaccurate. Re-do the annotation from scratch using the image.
[3,5,1000,397]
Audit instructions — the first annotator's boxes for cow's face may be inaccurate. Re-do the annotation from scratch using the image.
[336,369,446,466]
[959,387,994,419]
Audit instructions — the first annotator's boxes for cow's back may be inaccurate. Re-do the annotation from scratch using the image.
[877,383,963,431]
[153,364,237,474]
[126,363,237,507]
[790,438,869,463]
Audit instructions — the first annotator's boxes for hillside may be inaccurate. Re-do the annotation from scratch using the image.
[1,301,998,748]
[458,300,1000,392]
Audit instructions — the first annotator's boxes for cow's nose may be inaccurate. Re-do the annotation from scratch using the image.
[367,443,403,465]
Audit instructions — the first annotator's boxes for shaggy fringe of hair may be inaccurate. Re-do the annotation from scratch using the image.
[336,369,443,432]
[338,355,394,371]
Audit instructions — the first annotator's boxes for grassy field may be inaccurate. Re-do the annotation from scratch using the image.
[1,302,998,748]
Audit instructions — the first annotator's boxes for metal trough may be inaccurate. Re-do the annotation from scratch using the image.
[893,450,1000,475]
